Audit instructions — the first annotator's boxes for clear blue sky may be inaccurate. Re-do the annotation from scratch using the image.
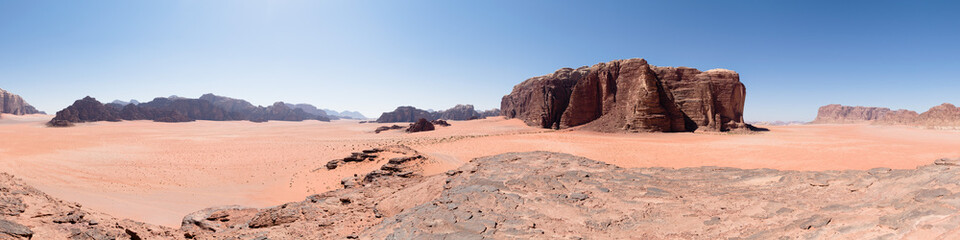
[1,1,958,121]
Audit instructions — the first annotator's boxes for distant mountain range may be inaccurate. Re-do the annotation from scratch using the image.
[104,95,366,120]
[48,93,365,126]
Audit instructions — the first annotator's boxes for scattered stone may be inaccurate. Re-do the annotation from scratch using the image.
[325,159,340,170]
[934,158,960,166]
[431,119,451,127]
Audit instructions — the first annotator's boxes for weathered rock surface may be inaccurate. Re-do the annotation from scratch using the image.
[0,173,180,239]
[49,94,331,126]
[405,118,435,133]
[501,58,749,132]
[814,103,960,128]
[0,88,42,115]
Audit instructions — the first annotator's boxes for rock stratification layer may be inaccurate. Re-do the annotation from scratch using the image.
[501,58,747,132]
[0,88,41,115]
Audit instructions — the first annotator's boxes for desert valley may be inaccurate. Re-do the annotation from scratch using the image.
[4,57,960,239]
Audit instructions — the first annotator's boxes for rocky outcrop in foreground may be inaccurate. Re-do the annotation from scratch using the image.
[814,103,960,128]
[501,58,750,132]
[377,105,499,123]
[6,152,960,239]
[48,94,332,126]
[0,173,179,239]
[0,88,41,115]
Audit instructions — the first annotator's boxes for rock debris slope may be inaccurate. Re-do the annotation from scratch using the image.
[501,58,749,132]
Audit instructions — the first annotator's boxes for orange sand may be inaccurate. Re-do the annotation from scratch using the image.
[2,114,960,227]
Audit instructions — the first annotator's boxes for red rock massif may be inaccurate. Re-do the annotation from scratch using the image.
[501,58,749,132]
[0,88,41,115]
[814,103,960,128]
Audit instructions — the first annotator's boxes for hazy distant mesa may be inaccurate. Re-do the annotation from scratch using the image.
[814,103,960,129]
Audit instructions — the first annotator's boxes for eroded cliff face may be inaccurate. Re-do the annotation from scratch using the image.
[814,103,960,128]
[501,58,747,132]
[0,88,41,115]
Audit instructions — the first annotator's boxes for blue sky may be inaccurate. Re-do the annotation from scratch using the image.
[1,1,958,121]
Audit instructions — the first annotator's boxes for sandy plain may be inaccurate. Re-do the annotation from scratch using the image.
[2,114,960,227]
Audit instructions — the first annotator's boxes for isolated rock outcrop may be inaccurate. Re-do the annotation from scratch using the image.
[49,96,121,125]
[0,88,42,115]
[501,58,748,132]
[405,118,435,133]
[377,106,435,123]
[814,103,960,128]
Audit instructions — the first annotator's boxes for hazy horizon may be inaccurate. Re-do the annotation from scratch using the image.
[3,1,959,121]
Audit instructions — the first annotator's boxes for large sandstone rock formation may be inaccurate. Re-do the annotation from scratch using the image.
[0,88,41,115]
[49,94,331,126]
[813,104,891,123]
[814,103,960,128]
[501,58,748,132]
[377,106,435,123]
[49,96,121,124]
